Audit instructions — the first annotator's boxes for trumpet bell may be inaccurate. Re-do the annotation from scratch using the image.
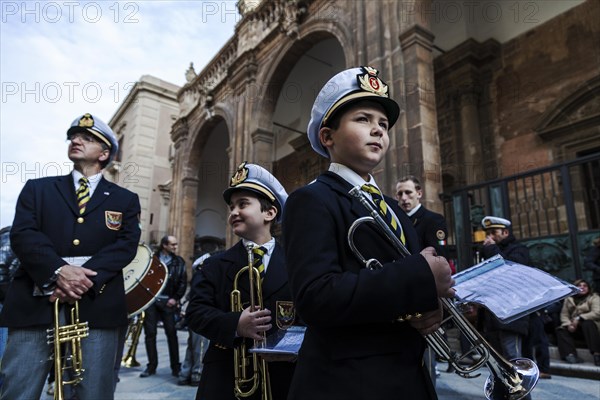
[484,358,539,400]
[347,187,540,400]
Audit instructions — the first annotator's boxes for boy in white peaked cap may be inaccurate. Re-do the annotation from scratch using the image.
[186,162,297,400]
[282,67,455,399]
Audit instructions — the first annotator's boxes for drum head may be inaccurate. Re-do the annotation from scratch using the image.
[122,244,152,293]
[126,255,169,317]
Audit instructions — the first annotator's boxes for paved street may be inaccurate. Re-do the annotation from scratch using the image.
[38,330,600,400]
[435,363,600,400]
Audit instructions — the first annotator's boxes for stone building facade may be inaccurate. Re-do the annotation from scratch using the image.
[106,75,180,247]
[167,0,599,267]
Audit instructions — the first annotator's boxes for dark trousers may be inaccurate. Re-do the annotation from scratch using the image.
[556,320,600,358]
[523,312,550,373]
[142,300,180,373]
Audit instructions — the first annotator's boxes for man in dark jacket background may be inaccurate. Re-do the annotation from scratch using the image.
[140,235,187,378]
[479,216,548,388]
[396,175,449,261]
[396,175,450,381]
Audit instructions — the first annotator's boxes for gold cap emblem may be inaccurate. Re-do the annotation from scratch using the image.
[357,66,389,97]
[230,162,249,187]
[78,113,95,128]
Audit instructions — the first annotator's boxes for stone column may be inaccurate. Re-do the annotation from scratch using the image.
[178,175,199,271]
[228,52,258,169]
[399,24,443,213]
[168,118,196,271]
[251,128,274,169]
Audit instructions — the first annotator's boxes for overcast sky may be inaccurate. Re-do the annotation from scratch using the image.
[0,1,239,227]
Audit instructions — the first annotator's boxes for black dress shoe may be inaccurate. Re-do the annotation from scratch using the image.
[172,369,181,377]
[140,369,156,378]
[177,378,190,386]
[189,379,200,386]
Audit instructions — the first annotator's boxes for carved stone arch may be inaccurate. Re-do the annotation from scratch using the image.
[184,103,235,174]
[247,26,348,190]
[536,75,600,162]
[176,103,232,265]
[253,21,353,131]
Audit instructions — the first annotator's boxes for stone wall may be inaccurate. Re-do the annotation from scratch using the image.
[435,0,599,191]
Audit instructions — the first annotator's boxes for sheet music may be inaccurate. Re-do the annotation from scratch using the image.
[249,326,306,356]
[453,255,579,323]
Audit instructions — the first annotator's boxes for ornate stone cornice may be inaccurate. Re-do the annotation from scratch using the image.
[236,0,310,55]
[251,128,274,144]
[171,117,189,145]
[177,38,238,116]
[228,51,259,92]
[158,180,172,202]
[399,24,435,51]
[434,38,501,78]
[238,0,262,16]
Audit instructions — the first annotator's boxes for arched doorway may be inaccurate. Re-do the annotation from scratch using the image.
[268,38,346,191]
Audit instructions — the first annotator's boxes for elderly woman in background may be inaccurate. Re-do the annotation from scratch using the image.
[556,279,600,366]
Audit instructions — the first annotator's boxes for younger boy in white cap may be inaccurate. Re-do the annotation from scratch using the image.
[186,162,296,400]
[282,67,455,400]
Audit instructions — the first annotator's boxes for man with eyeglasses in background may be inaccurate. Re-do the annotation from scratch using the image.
[139,235,187,379]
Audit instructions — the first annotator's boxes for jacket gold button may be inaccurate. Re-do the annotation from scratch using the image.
[77,217,84,223]
[73,239,80,246]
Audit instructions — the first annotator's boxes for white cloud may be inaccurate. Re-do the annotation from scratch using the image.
[0,0,238,227]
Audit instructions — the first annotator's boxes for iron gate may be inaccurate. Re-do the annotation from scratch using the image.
[448,152,600,283]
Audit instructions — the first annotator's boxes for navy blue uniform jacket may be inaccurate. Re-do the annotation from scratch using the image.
[283,172,439,400]
[1,174,141,329]
[410,205,448,259]
[186,240,296,400]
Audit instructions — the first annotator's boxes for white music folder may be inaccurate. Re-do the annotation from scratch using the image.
[452,254,580,323]
[249,326,306,359]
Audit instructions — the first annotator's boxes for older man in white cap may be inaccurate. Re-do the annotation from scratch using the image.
[481,216,530,264]
[479,215,544,390]
[0,113,141,400]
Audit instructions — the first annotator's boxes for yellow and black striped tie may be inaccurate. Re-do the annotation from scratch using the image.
[76,177,90,214]
[361,184,405,244]
[252,246,267,280]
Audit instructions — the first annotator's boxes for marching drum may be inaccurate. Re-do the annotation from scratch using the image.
[123,244,168,317]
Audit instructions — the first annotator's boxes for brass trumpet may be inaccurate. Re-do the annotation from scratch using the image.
[122,311,145,368]
[347,186,539,400]
[46,300,89,400]
[230,244,272,400]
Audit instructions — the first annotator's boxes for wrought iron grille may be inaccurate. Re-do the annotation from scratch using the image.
[449,152,600,283]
